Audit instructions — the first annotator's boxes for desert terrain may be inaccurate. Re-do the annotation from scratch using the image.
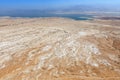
[0,17,120,80]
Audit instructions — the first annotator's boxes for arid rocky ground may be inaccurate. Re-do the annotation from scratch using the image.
[0,17,120,80]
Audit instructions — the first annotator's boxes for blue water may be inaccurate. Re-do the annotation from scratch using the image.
[0,13,93,20]
[51,14,93,20]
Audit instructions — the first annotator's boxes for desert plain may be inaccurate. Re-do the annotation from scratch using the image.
[0,17,120,80]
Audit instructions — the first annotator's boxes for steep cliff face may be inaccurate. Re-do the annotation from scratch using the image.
[0,18,120,80]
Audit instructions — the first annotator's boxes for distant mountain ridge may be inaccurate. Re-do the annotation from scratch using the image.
[0,5,120,17]
[57,5,120,13]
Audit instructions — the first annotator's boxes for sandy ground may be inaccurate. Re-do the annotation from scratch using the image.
[0,17,120,80]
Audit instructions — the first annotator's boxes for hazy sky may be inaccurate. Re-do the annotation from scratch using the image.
[0,0,120,10]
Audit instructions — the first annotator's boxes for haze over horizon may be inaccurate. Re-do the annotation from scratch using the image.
[0,0,120,16]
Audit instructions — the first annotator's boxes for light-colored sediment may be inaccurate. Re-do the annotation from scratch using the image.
[0,17,120,80]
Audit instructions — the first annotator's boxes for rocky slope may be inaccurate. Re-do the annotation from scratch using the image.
[0,18,120,80]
